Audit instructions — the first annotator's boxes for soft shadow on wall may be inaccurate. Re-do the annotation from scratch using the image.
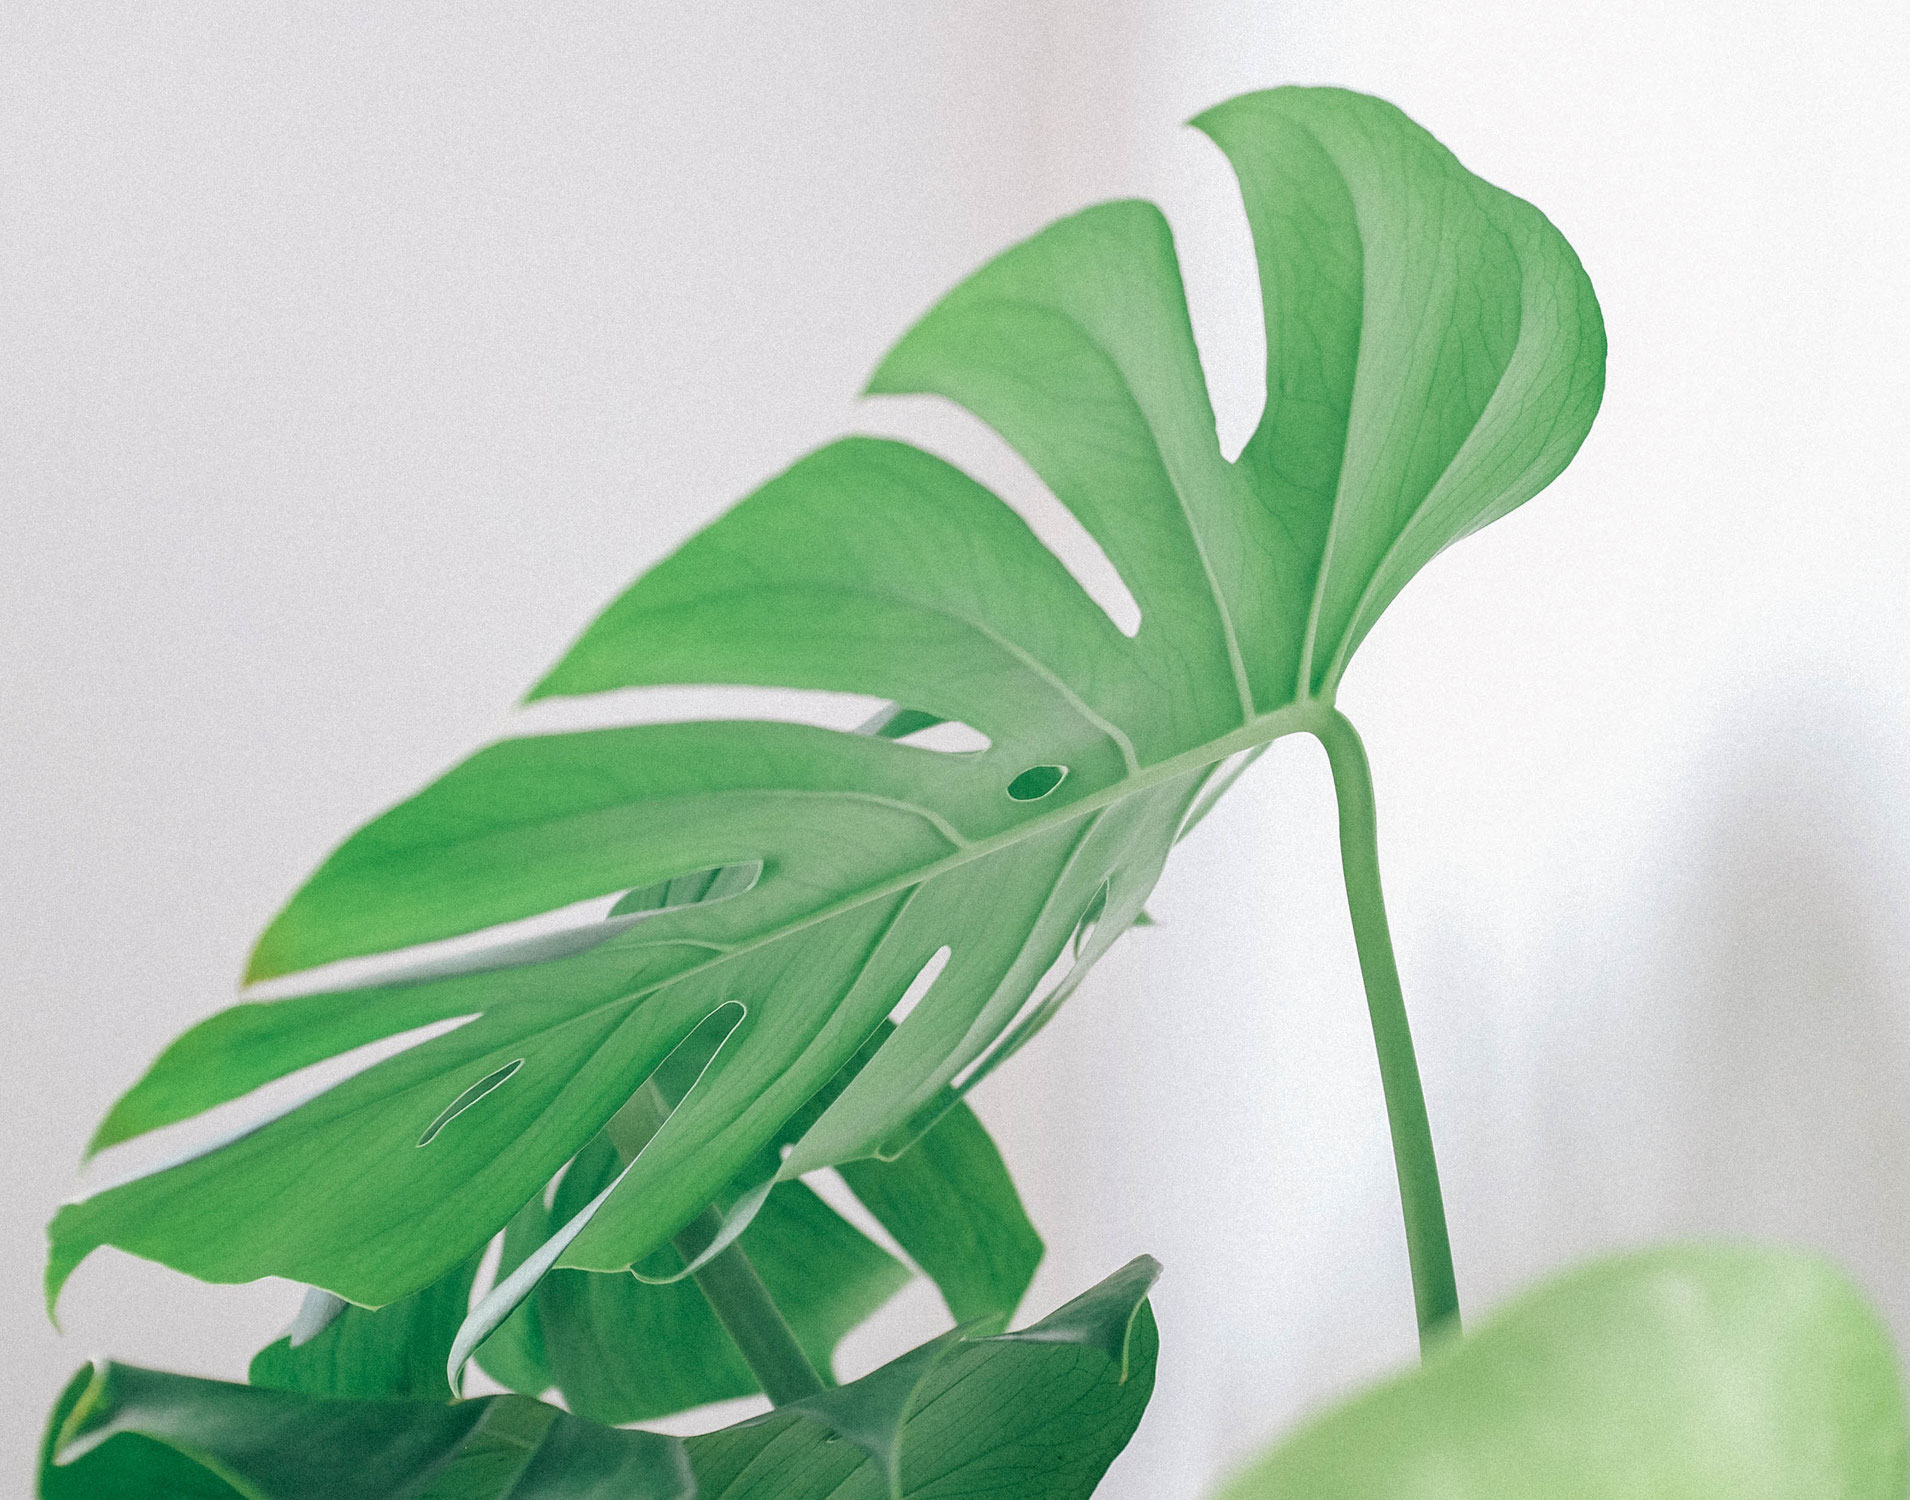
[1496,682,1910,1333]
[1664,688,1910,1314]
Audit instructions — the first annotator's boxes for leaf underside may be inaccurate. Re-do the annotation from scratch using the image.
[50,85,1604,1312]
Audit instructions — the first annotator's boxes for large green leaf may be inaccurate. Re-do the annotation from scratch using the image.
[39,1259,1158,1500]
[50,86,1603,1311]
[1213,1245,1908,1499]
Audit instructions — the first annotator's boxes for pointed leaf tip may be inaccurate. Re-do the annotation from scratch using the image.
[995,1253,1162,1381]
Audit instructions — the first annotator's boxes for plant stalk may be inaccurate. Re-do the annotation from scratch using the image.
[608,1084,825,1405]
[1314,707,1460,1351]
[670,1203,826,1406]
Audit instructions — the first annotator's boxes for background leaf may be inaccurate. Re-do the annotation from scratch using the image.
[51,86,1603,1320]
[1213,1244,1908,1500]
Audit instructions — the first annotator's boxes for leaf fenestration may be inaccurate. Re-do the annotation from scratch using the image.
[51,87,1603,1312]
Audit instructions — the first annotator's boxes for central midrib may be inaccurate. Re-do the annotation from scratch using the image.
[572,695,1336,1021]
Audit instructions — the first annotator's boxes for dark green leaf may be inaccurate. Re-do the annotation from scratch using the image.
[685,1255,1162,1499]
[40,1261,1155,1500]
[42,1363,693,1500]
[251,1253,480,1401]
[39,1367,242,1500]
[1214,1245,1908,1499]
[55,87,1602,1313]
[838,1099,1042,1330]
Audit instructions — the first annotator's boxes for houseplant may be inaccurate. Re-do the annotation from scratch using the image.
[36,84,1907,1497]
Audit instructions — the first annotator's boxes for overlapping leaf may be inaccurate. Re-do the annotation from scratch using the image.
[39,1259,1159,1500]
[1213,1245,1908,1499]
[42,1363,694,1500]
[250,1253,481,1402]
[472,1065,1039,1421]
[50,86,1604,1311]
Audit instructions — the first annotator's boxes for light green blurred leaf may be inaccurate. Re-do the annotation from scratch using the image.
[1213,1245,1908,1500]
[52,86,1602,1321]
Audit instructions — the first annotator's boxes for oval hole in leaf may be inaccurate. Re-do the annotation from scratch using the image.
[609,860,762,917]
[1007,765,1068,801]
[417,1059,523,1147]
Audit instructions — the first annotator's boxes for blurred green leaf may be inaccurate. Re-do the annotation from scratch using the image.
[39,1367,241,1500]
[1213,1244,1908,1500]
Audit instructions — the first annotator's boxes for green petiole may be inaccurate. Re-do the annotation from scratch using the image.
[1315,708,1460,1351]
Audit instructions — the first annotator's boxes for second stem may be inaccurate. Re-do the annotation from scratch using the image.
[608,1083,825,1405]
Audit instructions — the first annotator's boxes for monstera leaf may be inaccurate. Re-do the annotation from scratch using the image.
[1212,1245,1908,1499]
[40,1259,1158,1500]
[49,86,1603,1314]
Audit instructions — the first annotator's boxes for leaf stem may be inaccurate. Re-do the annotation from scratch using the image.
[671,1202,826,1406]
[1313,708,1460,1350]
[609,1084,826,1405]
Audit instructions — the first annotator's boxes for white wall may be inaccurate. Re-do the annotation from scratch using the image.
[4,4,1907,1498]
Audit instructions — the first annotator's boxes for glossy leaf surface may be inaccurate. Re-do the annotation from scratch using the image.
[51,86,1603,1311]
[39,1259,1157,1500]
[1214,1245,1908,1499]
